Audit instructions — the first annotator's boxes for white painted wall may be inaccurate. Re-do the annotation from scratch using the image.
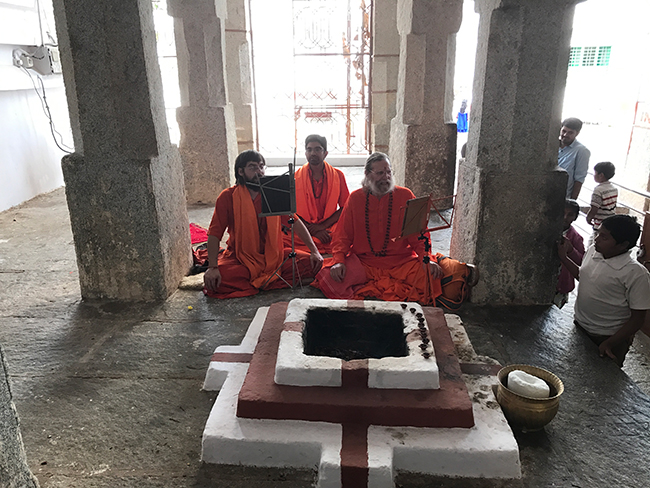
[0,0,184,213]
[0,0,71,212]
[564,0,650,198]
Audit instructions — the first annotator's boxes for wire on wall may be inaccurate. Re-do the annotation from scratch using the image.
[20,65,74,154]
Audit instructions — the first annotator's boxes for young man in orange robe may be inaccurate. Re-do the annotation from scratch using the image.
[203,150,323,299]
[290,134,350,254]
[313,152,477,309]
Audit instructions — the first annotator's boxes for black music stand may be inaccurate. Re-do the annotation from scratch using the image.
[246,162,302,290]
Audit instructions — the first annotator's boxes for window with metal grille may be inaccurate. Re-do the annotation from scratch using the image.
[569,47,582,67]
[568,45,612,69]
[582,47,597,66]
[597,46,611,66]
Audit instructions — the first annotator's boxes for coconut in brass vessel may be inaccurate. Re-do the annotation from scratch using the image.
[496,364,564,432]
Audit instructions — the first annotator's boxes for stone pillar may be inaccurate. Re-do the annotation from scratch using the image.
[371,0,399,154]
[450,0,582,305]
[389,0,461,204]
[53,0,192,301]
[225,0,255,152]
[169,0,238,204]
[0,346,39,488]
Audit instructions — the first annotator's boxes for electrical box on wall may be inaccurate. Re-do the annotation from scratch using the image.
[30,45,62,76]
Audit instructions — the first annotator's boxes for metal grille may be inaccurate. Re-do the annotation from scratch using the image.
[250,0,372,155]
[596,46,611,66]
[582,46,597,66]
[568,47,582,67]
[292,0,372,154]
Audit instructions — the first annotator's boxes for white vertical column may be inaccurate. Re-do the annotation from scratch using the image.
[169,0,239,204]
[389,0,462,204]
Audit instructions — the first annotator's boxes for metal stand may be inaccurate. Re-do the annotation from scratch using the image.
[259,161,302,291]
[261,215,302,291]
[418,231,433,304]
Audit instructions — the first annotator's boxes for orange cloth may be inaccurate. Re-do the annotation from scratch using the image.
[295,161,348,223]
[205,185,317,299]
[206,248,317,299]
[332,186,424,269]
[356,258,439,304]
[232,184,283,288]
[291,162,349,253]
[313,186,470,307]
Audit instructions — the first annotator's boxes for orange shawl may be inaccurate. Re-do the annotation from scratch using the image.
[232,184,283,288]
[294,161,341,223]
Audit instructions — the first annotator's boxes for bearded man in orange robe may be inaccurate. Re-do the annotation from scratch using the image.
[289,134,350,254]
[313,152,477,309]
[203,150,323,299]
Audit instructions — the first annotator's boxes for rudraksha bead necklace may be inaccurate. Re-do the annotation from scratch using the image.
[365,190,393,257]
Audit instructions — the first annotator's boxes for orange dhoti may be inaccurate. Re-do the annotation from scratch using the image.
[314,252,471,309]
[205,184,319,299]
[313,186,471,309]
[204,248,318,299]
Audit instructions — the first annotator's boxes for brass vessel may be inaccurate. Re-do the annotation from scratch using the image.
[496,364,564,432]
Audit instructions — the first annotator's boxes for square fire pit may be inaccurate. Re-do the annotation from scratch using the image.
[274,299,440,390]
[201,301,521,486]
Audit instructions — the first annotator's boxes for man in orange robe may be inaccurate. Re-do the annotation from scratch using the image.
[289,134,350,254]
[313,152,477,309]
[203,150,323,299]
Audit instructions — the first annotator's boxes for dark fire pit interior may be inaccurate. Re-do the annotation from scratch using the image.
[302,308,408,361]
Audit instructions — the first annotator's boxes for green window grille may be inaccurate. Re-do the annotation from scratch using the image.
[597,46,611,66]
[569,47,582,67]
[582,46,597,66]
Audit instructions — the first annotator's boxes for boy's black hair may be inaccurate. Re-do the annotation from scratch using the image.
[234,150,265,185]
[305,134,327,151]
[594,161,615,180]
[600,215,641,251]
[561,117,583,132]
[565,199,580,216]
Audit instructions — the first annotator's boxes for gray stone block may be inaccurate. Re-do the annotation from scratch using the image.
[0,346,39,488]
[62,152,191,301]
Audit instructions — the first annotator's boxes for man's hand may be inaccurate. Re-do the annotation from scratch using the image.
[557,236,573,259]
[598,310,645,364]
[313,228,332,244]
[304,221,324,234]
[598,338,618,361]
[330,263,346,283]
[585,206,598,227]
[304,220,330,242]
[204,267,222,291]
[310,250,324,273]
[599,333,635,362]
[428,261,443,279]
[570,181,583,200]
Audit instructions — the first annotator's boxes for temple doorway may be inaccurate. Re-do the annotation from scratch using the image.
[249,0,372,156]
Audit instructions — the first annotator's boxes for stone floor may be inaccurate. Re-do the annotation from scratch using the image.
[1,186,650,487]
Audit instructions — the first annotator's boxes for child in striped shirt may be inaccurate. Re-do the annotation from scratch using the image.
[586,162,618,232]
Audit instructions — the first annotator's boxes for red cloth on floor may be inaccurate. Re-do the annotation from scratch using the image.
[190,223,209,244]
